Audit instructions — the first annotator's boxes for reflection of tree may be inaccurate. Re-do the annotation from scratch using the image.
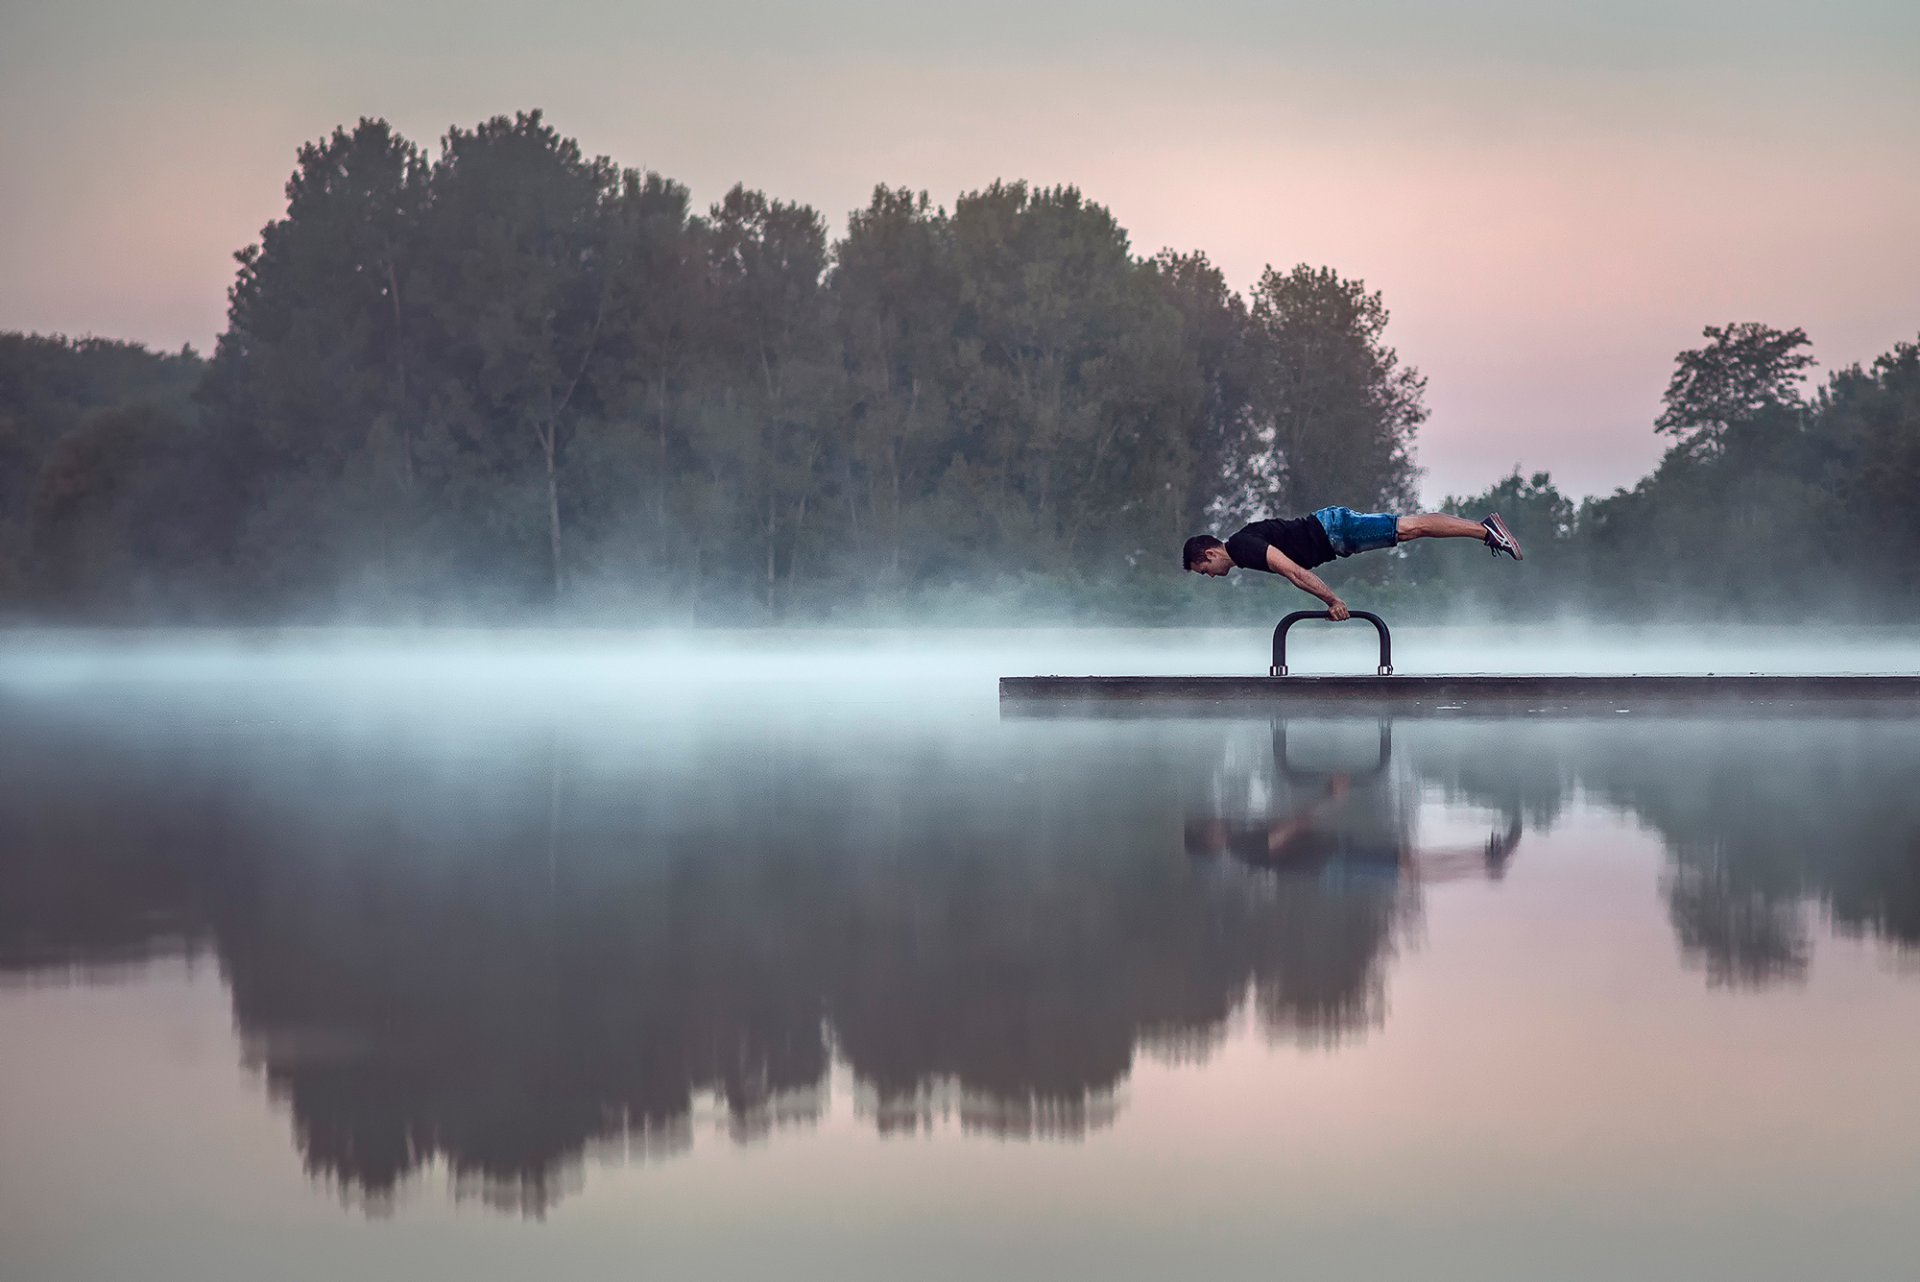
[6,702,1918,1214]
[1244,875,1399,1047]
[1415,718,1920,983]
[1182,721,1420,1044]
[0,704,1419,1213]
[0,705,219,973]
[1183,720,1523,1042]
[1663,860,1809,987]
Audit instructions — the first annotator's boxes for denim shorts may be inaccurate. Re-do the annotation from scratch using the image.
[1312,506,1400,557]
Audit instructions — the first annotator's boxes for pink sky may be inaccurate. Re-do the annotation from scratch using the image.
[3,1,1916,500]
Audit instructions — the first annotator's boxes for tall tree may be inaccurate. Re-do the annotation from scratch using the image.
[599,171,705,560]
[1240,265,1423,517]
[945,182,1182,561]
[1142,249,1252,535]
[413,111,622,599]
[1816,336,1920,584]
[699,184,829,610]
[202,118,428,602]
[829,187,958,584]
[1655,322,1815,457]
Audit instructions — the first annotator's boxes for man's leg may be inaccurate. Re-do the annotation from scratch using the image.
[1395,513,1487,541]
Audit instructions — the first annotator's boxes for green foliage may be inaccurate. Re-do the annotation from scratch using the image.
[3,114,1438,621]
[1655,322,1814,456]
[203,117,432,610]
[1384,469,1580,616]
[1240,265,1423,516]
[1352,321,1917,623]
[0,334,205,614]
[28,402,228,615]
[6,111,1916,624]
[1817,339,1920,592]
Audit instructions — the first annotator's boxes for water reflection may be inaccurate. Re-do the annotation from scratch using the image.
[1187,723,1521,884]
[2,696,1917,1213]
[1412,717,1920,985]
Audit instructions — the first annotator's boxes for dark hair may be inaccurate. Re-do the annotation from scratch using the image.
[1182,534,1224,569]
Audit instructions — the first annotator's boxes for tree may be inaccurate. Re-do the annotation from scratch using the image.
[1447,469,1575,544]
[1402,468,1580,614]
[28,402,227,615]
[1240,265,1423,517]
[591,170,706,581]
[943,182,1187,564]
[201,118,429,605]
[1655,322,1815,457]
[698,184,830,611]
[0,334,205,614]
[1142,250,1252,535]
[829,187,958,587]
[1815,336,1920,586]
[413,111,623,600]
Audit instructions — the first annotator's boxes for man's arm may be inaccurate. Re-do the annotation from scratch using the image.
[1264,545,1349,619]
[1262,779,1355,859]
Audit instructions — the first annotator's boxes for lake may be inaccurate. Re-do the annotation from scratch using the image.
[3,627,1918,1281]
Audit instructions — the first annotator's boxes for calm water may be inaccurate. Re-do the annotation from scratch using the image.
[3,628,1919,1281]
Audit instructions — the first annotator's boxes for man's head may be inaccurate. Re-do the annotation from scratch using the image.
[1183,534,1232,576]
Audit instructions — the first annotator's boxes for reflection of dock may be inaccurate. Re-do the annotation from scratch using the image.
[1000,673,1920,716]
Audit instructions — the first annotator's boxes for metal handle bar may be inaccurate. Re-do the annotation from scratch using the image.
[1273,721,1393,783]
[1270,610,1393,676]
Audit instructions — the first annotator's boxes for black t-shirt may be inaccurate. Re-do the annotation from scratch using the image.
[1225,516,1335,572]
[1224,823,1402,877]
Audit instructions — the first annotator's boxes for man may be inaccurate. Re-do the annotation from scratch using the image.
[1183,506,1522,618]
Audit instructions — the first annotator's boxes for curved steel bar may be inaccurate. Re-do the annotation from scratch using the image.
[1270,610,1393,676]
[1273,720,1393,783]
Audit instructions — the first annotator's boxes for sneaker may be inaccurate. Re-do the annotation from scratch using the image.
[1484,817,1522,879]
[1483,513,1524,561]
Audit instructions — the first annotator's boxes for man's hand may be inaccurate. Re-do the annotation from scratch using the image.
[1265,545,1351,618]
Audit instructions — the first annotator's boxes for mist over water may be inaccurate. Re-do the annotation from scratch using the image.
[4,621,1916,702]
[3,626,1920,1280]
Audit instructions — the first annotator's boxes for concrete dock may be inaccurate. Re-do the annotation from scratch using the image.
[1000,673,1920,717]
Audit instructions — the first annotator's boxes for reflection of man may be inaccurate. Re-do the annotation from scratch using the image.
[1185,774,1521,884]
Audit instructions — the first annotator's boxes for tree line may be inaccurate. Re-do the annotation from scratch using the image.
[1,110,1915,622]
[1395,322,1920,620]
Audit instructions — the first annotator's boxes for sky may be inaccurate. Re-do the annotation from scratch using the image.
[2,0,1916,500]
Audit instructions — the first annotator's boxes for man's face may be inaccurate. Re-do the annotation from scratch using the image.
[1187,547,1232,577]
